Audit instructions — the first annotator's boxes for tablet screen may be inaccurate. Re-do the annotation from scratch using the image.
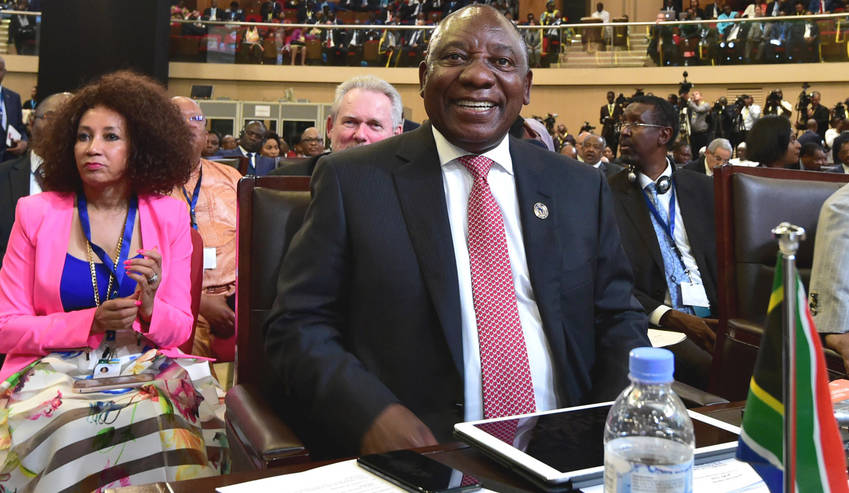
[469,404,739,475]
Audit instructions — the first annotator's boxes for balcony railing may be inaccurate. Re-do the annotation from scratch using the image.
[3,8,849,69]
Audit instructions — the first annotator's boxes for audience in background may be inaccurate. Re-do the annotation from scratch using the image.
[261,132,282,158]
[0,57,28,162]
[220,133,238,150]
[684,137,732,176]
[171,96,242,362]
[670,140,692,166]
[796,142,828,171]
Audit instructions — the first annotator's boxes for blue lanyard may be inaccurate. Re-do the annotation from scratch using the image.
[181,165,203,230]
[77,192,138,299]
[642,183,677,241]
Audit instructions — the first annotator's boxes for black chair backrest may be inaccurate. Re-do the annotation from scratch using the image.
[236,175,311,386]
[732,173,847,323]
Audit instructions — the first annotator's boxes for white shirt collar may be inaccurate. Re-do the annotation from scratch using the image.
[30,151,43,173]
[432,125,513,176]
[637,160,673,190]
[590,160,603,168]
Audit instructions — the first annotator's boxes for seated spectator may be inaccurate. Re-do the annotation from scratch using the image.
[798,118,822,147]
[277,135,291,155]
[203,130,221,157]
[729,141,759,166]
[797,141,827,170]
[261,132,282,158]
[670,140,692,166]
[683,137,732,176]
[220,133,237,150]
[170,97,241,362]
[747,115,801,168]
[825,116,846,150]
[299,126,325,157]
[833,132,849,173]
[272,75,403,175]
[580,133,622,177]
[0,71,227,491]
[219,121,266,173]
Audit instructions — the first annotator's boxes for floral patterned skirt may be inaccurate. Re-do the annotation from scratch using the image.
[0,331,229,493]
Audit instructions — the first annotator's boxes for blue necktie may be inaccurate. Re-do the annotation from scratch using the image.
[645,182,695,315]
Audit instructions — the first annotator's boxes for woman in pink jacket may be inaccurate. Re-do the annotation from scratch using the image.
[0,71,228,491]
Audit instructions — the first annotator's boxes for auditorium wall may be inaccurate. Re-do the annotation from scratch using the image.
[8,55,849,142]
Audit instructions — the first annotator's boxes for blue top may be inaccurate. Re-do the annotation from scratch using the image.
[628,347,674,384]
[60,254,142,312]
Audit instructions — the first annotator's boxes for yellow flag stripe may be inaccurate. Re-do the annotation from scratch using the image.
[767,285,783,314]
[750,377,784,416]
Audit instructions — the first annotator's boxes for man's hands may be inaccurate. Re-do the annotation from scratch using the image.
[92,295,139,334]
[6,139,27,156]
[360,404,438,455]
[660,309,718,353]
[200,294,235,338]
[824,333,849,375]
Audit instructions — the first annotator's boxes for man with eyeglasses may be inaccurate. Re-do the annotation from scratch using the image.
[0,92,73,265]
[169,97,242,362]
[608,95,719,390]
[683,137,732,176]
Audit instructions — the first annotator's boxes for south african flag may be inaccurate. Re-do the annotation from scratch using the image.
[736,256,849,493]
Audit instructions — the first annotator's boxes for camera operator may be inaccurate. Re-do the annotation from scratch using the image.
[764,89,793,118]
[711,97,733,141]
[683,89,712,153]
[798,91,829,142]
[737,94,761,145]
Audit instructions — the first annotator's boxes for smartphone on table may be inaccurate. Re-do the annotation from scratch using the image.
[357,449,482,493]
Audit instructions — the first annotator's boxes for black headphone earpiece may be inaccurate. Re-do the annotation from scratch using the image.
[655,175,672,194]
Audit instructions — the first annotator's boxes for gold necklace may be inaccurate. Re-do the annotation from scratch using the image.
[86,211,130,307]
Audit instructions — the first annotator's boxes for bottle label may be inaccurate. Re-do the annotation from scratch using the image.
[604,459,693,493]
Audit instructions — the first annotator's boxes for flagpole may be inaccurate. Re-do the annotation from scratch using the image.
[772,222,806,493]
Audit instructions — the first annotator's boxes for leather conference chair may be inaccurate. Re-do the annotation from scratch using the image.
[178,228,205,354]
[225,175,312,471]
[710,166,849,401]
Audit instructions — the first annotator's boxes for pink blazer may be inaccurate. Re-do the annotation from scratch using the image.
[0,191,194,383]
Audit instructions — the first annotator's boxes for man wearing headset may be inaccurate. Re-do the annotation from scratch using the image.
[607,95,718,390]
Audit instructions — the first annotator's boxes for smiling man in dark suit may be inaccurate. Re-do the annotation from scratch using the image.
[264,4,648,459]
[609,95,718,389]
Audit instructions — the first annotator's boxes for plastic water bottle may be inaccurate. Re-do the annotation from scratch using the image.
[603,347,695,493]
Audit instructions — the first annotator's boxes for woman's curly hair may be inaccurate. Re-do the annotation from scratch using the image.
[38,71,194,196]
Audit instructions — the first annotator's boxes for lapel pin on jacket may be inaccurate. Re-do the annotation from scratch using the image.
[533,202,549,219]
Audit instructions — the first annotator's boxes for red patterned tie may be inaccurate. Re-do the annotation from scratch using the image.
[459,155,536,420]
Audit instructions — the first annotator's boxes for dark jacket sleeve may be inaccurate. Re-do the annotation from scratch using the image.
[263,160,400,456]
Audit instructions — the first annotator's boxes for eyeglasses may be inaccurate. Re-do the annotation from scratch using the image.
[620,122,668,131]
[301,137,322,143]
[187,115,205,123]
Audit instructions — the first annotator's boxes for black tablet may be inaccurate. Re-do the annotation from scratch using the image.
[453,402,740,491]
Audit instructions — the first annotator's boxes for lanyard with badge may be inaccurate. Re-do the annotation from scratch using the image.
[182,165,202,230]
[78,192,140,377]
[641,181,711,314]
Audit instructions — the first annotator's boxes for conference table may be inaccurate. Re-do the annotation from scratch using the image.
[109,403,745,493]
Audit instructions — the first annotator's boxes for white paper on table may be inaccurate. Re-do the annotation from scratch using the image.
[216,459,498,493]
[581,458,767,493]
[648,328,687,347]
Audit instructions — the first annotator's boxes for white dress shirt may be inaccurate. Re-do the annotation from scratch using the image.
[433,126,558,421]
[29,151,43,195]
[638,164,708,326]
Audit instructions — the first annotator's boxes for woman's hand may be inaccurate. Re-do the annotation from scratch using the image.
[125,247,162,324]
[92,296,140,334]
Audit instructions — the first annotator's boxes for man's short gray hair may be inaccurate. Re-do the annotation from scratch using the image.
[329,75,403,130]
[707,138,732,154]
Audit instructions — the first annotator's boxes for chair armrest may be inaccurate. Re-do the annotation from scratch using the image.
[672,380,730,408]
[225,383,309,467]
[727,318,764,346]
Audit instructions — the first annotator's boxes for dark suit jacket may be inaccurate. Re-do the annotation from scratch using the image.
[608,168,719,317]
[682,156,707,174]
[0,87,27,163]
[0,152,32,264]
[264,123,649,458]
[599,160,624,178]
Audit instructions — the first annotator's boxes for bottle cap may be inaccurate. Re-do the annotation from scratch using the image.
[628,347,674,383]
